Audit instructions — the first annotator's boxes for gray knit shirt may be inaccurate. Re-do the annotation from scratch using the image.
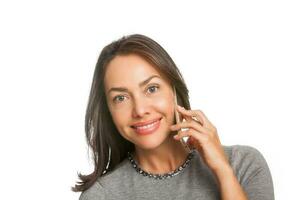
[79,145,274,200]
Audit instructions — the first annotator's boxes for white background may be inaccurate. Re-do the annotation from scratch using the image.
[0,0,299,199]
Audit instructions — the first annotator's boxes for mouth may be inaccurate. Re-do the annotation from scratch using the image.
[131,117,162,135]
[131,117,162,128]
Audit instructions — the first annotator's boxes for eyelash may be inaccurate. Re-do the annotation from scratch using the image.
[113,85,160,103]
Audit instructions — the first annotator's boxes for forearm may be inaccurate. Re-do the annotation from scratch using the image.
[215,165,248,200]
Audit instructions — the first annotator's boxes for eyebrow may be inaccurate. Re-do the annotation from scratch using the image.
[108,75,161,94]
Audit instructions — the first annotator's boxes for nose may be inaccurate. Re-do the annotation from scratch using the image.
[131,96,150,118]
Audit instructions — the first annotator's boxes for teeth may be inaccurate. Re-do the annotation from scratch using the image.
[135,120,158,130]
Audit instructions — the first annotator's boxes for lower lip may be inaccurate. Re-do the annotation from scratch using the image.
[133,118,161,135]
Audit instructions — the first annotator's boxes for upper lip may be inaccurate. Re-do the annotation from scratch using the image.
[131,117,162,127]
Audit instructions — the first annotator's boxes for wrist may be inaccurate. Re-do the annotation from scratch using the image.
[214,164,235,180]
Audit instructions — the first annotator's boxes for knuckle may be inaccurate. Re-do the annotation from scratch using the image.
[190,120,198,126]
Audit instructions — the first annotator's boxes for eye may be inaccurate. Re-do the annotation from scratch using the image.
[112,85,159,103]
[147,85,159,94]
[113,95,127,103]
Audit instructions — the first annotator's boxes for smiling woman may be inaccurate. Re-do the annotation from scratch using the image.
[103,53,183,151]
[72,34,274,200]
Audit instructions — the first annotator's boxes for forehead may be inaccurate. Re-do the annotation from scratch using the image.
[104,54,164,88]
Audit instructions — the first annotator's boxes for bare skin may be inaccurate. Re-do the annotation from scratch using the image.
[104,53,189,174]
[172,106,248,199]
[104,53,248,199]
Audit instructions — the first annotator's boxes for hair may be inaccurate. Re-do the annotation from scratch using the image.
[72,34,191,192]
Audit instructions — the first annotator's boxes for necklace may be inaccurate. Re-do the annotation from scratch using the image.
[127,150,195,180]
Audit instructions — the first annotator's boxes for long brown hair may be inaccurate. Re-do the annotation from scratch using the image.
[72,34,191,192]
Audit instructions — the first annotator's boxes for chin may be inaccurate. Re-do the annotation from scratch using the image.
[136,132,171,150]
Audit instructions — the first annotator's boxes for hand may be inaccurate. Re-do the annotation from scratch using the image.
[170,105,230,174]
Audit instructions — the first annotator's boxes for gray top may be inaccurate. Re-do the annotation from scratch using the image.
[79,145,274,200]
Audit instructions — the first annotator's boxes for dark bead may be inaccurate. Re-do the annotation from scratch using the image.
[127,150,195,179]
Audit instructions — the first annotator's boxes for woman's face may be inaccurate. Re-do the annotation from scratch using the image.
[104,54,176,150]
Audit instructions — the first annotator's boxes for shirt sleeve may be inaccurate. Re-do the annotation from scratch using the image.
[79,180,106,200]
[230,145,275,200]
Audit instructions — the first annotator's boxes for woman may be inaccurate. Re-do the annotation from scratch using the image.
[72,34,274,200]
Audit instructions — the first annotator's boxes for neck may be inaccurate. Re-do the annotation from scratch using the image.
[132,135,190,174]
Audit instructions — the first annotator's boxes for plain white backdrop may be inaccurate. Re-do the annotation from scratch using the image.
[0,0,299,199]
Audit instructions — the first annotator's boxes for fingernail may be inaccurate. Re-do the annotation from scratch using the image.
[173,135,178,139]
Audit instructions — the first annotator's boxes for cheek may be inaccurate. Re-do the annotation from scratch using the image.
[111,111,126,128]
[108,107,129,134]
[154,96,175,123]
[110,112,132,141]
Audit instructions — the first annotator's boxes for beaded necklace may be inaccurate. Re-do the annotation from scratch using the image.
[127,150,195,180]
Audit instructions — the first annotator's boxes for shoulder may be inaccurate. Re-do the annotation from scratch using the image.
[222,144,272,185]
[79,180,106,200]
[223,144,268,168]
[99,157,132,185]
[79,158,131,200]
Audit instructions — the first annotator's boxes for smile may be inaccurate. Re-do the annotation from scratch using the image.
[131,118,162,135]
